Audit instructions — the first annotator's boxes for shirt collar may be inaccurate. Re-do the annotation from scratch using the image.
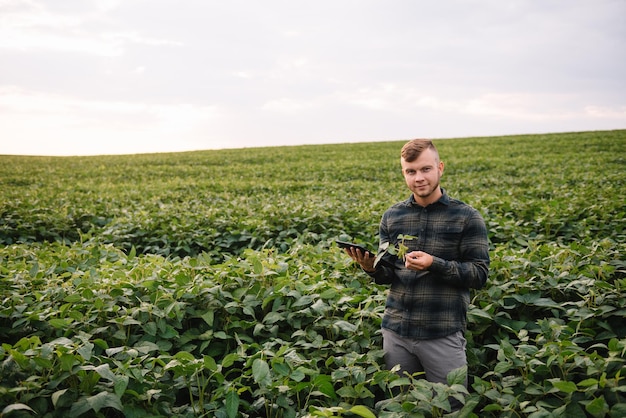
[405,187,450,207]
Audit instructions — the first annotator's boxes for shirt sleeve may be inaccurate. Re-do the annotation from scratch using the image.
[365,263,395,284]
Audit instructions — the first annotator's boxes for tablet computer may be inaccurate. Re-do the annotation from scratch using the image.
[335,240,372,254]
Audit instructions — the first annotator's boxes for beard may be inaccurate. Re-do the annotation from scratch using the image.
[413,181,439,198]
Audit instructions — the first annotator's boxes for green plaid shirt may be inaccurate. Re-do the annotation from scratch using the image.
[368,189,490,339]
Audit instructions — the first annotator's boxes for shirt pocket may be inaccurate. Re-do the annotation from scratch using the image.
[437,222,464,250]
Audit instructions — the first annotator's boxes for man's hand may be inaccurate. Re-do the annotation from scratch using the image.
[344,247,376,272]
[404,251,433,271]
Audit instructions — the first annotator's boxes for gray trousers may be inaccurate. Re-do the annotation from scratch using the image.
[381,328,467,386]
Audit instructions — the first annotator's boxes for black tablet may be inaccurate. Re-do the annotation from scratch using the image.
[335,240,373,255]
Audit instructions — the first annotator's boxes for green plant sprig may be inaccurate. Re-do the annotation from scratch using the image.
[384,234,418,261]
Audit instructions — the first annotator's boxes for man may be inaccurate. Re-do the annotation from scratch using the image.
[345,139,489,393]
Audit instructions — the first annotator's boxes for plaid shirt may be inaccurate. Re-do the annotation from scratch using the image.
[368,189,490,339]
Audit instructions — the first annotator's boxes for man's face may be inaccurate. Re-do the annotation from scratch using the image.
[401,148,444,205]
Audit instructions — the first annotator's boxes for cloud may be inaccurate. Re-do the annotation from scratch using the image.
[461,93,574,120]
[103,31,184,48]
[261,97,319,113]
[0,85,222,155]
[0,0,182,56]
[584,106,626,119]
[335,80,626,124]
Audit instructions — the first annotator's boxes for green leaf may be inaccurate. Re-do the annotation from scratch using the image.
[292,295,314,307]
[222,353,240,368]
[33,356,53,368]
[225,390,239,418]
[291,367,306,382]
[252,358,271,387]
[2,403,36,414]
[494,316,527,332]
[49,318,73,328]
[578,378,599,387]
[336,386,358,398]
[173,351,196,362]
[59,353,78,371]
[374,249,388,268]
[554,401,587,418]
[494,361,512,374]
[64,294,83,303]
[70,391,123,415]
[314,374,337,400]
[201,310,215,326]
[483,403,504,412]
[253,258,263,275]
[467,307,493,322]
[135,340,160,354]
[77,342,94,361]
[204,355,218,371]
[447,365,467,386]
[94,364,116,381]
[610,403,626,417]
[585,396,609,417]
[263,311,285,324]
[334,320,357,333]
[552,380,578,394]
[320,288,338,299]
[143,321,157,336]
[52,389,68,408]
[114,375,129,398]
[349,405,376,418]
[28,262,39,278]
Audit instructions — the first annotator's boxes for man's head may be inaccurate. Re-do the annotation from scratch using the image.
[401,139,439,163]
[400,139,444,206]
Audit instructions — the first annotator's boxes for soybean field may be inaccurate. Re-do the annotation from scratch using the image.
[1,130,625,417]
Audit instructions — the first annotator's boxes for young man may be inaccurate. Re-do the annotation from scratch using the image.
[345,139,490,391]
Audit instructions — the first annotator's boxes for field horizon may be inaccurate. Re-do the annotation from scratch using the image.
[3,128,624,159]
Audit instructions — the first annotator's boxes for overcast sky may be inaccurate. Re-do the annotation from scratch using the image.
[1,0,625,156]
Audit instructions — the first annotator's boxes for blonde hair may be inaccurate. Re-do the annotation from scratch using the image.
[401,139,439,162]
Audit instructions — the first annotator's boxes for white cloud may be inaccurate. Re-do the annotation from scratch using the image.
[461,93,574,120]
[261,97,319,113]
[0,0,182,56]
[93,0,123,13]
[234,71,253,79]
[584,106,626,119]
[0,86,223,155]
[103,31,184,48]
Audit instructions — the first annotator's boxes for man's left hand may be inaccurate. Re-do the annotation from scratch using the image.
[405,251,433,271]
